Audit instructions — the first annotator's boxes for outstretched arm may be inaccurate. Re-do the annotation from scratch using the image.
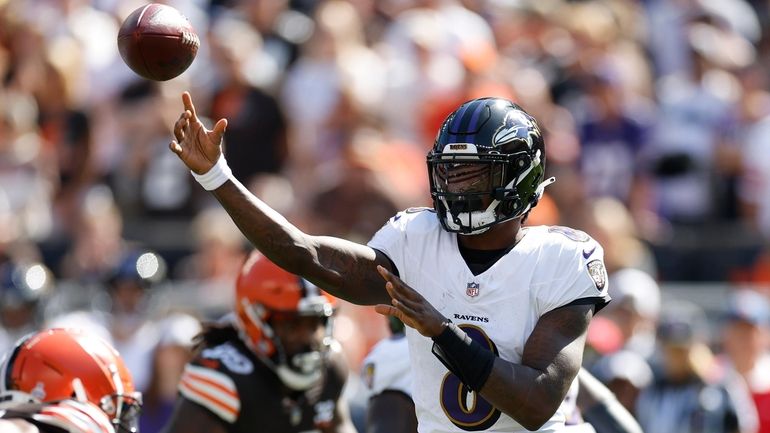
[169,92,391,306]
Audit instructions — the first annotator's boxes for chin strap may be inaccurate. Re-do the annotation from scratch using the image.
[275,359,324,391]
[260,351,324,391]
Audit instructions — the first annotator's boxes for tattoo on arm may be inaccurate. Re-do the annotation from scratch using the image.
[479,304,593,430]
[212,180,392,305]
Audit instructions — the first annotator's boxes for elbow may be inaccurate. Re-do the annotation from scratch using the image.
[503,404,557,431]
[517,415,550,432]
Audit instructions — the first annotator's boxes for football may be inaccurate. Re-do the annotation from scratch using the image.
[117,3,199,81]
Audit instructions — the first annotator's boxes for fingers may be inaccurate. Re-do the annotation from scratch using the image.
[384,282,422,311]
[174,112,190,142]
[182,92,197,121]
[377,265,420,301]
[169,140,182,155]
[374,304,396,317]
[211,118,228,142]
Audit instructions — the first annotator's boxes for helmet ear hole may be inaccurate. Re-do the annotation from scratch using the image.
[500,197,522,216]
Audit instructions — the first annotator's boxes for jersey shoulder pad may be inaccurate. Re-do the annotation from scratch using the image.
[383,208,436,233]
[179,349,243,424]
[543,225,593,244]
[532,225,603,262]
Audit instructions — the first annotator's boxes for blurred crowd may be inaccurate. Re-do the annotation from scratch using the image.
[1,0,770,432]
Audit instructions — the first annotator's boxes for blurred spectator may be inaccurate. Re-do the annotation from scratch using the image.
[740,115,770,239]
[141,313,202,433]
[585,198,657,275]
[308,131,400,243]
[718,290,770,433]
[636,301,743,433]
[173,206,247,316]
[58,185,130,281]
[0,89,55,243]
[643,20,743,225]
[591,350,654,413]
[603,267,662,359]
[50,248,201,431]
[574,66,655,206]
[110,81,197,218]
[208,14,289,185]
[0,258,54,353]
[34,45,95,234]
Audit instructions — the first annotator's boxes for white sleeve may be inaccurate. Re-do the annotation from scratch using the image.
[534,241,611,316]
[367,211,410,274]
[361,337,412,399]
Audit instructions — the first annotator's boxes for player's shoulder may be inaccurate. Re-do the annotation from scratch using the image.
[380,207,438,233]
[179,339,254,424]
[528,225,594,243]
[526,225,599,253]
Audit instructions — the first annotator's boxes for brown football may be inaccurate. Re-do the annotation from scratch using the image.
[117,3,199,81]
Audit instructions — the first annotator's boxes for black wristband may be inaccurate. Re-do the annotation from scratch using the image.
[431,323,496,392]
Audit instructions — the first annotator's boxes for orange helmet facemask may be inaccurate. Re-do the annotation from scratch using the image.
[0,328,143,433]
[233,251,337,391]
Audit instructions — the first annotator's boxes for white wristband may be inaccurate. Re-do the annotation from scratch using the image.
[191,153,233,191]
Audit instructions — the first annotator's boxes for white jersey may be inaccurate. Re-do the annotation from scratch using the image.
[367,208,610,433]
[361,334,412,399]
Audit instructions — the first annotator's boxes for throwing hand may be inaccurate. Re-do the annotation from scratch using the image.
[169,92,228,174]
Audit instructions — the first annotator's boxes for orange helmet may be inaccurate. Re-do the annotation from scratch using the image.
[233,250,337,390]
[0,328,142,432]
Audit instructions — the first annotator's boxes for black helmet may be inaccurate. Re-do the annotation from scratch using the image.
[427,97,554,234]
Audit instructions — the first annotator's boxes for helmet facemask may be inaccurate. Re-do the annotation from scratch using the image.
[429,147,547,235]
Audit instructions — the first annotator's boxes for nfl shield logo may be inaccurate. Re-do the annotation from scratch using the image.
[466,282,480,297]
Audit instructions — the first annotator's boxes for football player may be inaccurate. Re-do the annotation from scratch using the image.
[361,317,415,433]
[161,250,356,433]
[362,319,641,433]
[170,95,611,432]
[0,328,142,433]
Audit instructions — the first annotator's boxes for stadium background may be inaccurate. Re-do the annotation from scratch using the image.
[0,0,769,431]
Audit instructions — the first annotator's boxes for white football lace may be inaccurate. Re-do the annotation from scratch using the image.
[181,31,199,48]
